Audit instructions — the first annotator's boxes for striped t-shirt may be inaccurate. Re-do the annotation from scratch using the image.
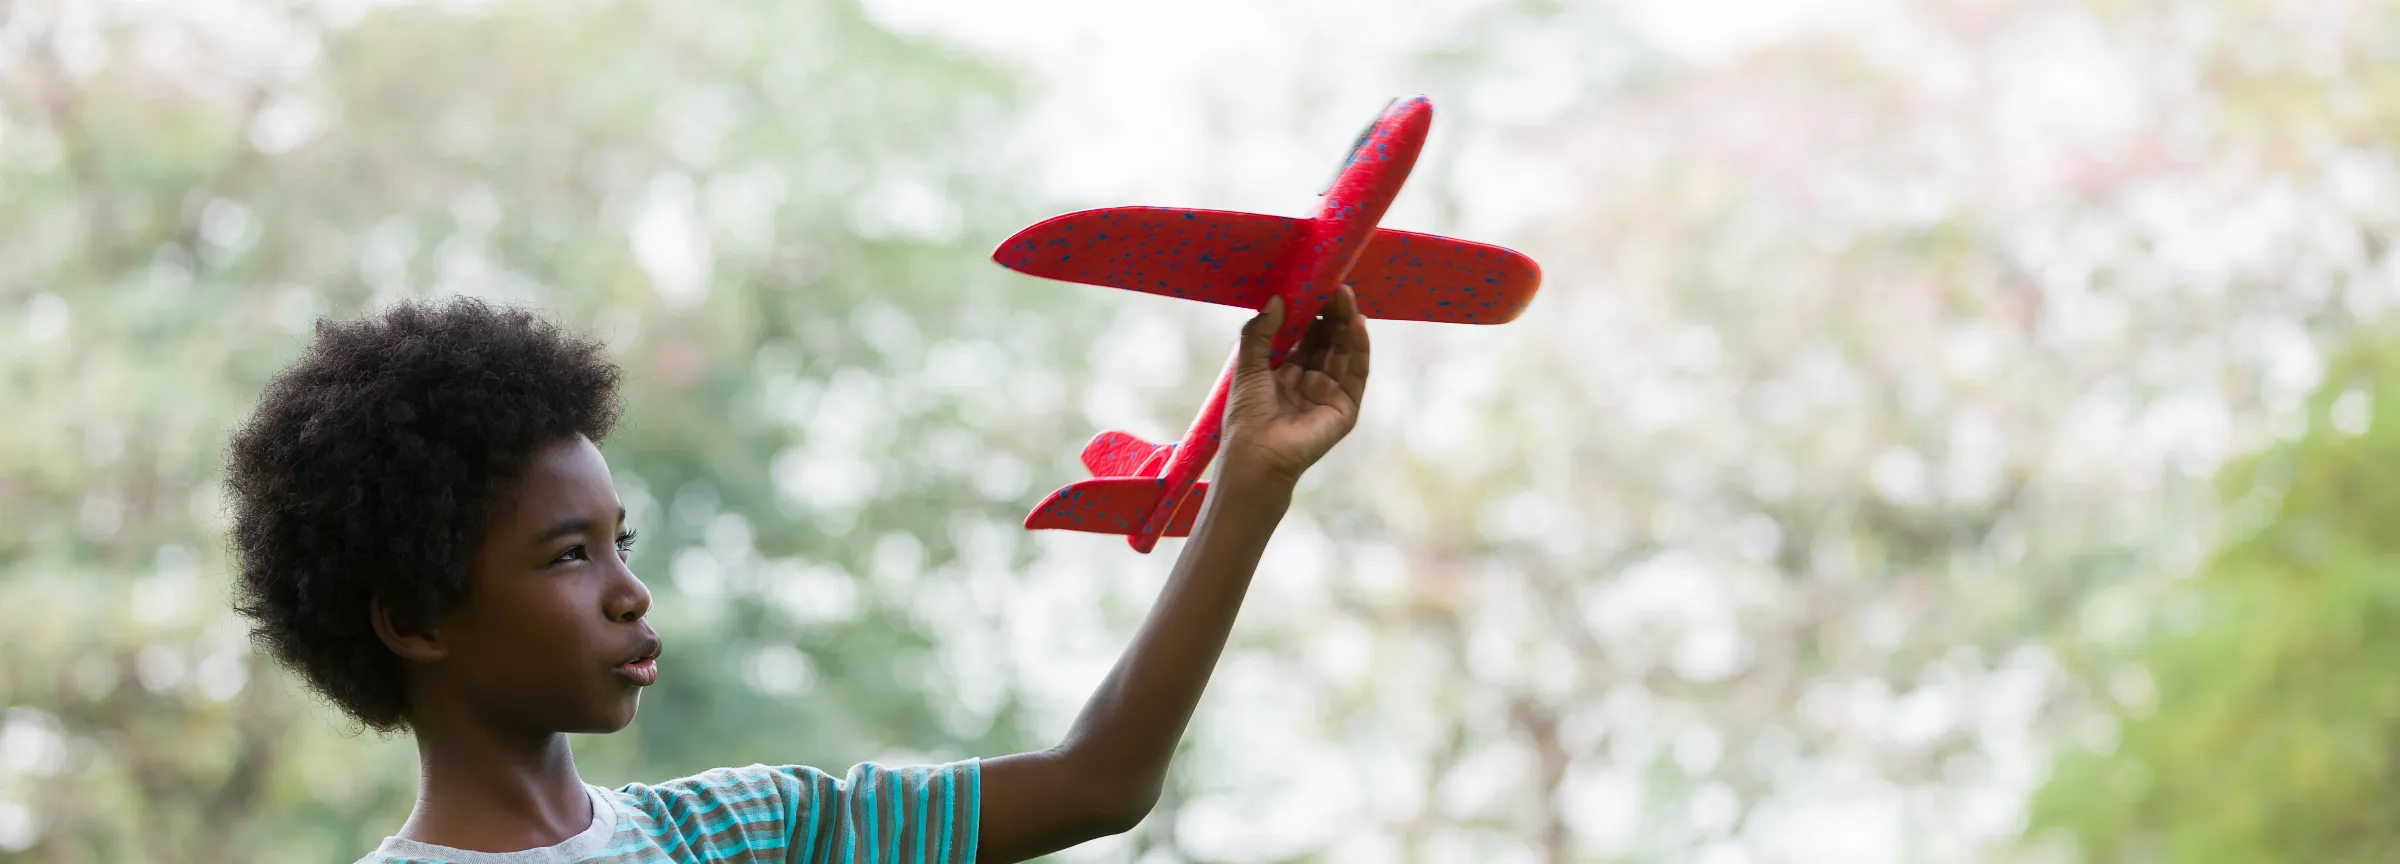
[357,760,980,864]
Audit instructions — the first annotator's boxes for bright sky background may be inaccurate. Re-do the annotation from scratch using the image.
[860,0,1899,224]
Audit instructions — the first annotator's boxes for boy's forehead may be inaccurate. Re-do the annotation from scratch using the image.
[496,436,620,528]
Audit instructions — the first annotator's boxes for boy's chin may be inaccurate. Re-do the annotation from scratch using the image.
[555,695,642,735]
[592,695,642,732]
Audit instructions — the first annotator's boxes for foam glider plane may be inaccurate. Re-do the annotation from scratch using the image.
[991,95,1543,553]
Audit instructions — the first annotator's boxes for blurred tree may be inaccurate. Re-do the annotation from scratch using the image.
[0,0,1108,861]
[1078,0,2400,861]
[2027,348,2400,860]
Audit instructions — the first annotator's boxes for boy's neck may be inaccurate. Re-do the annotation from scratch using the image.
[397,712,593,854]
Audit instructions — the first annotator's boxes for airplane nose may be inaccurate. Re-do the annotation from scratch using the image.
[1382,95,1434,146]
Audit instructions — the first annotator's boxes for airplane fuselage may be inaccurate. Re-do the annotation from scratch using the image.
[1127,97,1434,552]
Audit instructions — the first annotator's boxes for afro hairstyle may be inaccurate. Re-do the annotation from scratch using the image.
[226,297,623,731]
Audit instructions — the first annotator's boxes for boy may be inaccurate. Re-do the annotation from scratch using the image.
[225,287,1371,863]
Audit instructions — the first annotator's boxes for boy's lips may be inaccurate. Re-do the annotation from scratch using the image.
[613,632,662,686]
[613,657,659,687]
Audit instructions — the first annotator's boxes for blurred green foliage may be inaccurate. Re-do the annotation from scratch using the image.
[2030,344,2400,862]
[0,1,1117,860]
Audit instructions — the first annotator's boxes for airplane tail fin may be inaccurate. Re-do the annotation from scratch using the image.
[1081,431,1168,477]
[1023,478,1209,541]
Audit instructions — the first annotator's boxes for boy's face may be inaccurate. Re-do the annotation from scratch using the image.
[424,434,661,734]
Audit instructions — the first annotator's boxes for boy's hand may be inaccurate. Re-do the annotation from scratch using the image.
[977,285,1370,862]
[1223,285,1371,488]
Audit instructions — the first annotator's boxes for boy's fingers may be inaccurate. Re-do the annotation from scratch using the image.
[1301,286,1360,369]
[1239,296,1286,373]
[1328,283,1361,323]
[1304,318,1338,369]
[1335,287,1370,402]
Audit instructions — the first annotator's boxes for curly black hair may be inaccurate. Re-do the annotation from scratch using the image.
[226,298,623,731]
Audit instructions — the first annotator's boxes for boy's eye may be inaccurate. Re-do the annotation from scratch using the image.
[547,531,635,567]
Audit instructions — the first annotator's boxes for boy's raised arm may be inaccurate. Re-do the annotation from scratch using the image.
[974,288,1371,863]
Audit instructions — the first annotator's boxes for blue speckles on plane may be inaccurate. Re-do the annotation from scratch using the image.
[1339,230,1541,325]
[988,207,1301,311]
[991,209,1535,329]
[995,98,1546,550]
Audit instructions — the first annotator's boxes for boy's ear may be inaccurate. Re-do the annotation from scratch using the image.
[370,594,447,664]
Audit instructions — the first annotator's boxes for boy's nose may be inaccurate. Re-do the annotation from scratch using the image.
[605,565,651,623]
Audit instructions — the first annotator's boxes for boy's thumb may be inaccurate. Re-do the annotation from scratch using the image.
[1240,296,1285,372]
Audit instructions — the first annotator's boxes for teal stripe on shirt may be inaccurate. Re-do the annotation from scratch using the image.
[911,767,929,864]
[936,770,954,864]
[963,766,979,864]
[853,766,870,864]
[843,768,856,864]
[799,769,823,863]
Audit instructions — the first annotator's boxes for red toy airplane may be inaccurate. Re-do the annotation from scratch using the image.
[992,95,1542,553]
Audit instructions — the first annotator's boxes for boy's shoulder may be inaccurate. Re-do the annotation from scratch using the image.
[354,760,983,864]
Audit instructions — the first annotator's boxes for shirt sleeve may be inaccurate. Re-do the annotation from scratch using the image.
[774,759,982,864]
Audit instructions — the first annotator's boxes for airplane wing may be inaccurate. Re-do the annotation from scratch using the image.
[1344,229,1543,324]
[1024,478,1209,537]
[992,207,1299,309]
[995,208,1539,325]
[1080,430,1165,477]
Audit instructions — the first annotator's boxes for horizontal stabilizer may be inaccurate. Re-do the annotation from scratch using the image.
[1024,478,1209,538]
[993,207,1302,309]
[1345,229,1542,324]
[1081,431,1165,477]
